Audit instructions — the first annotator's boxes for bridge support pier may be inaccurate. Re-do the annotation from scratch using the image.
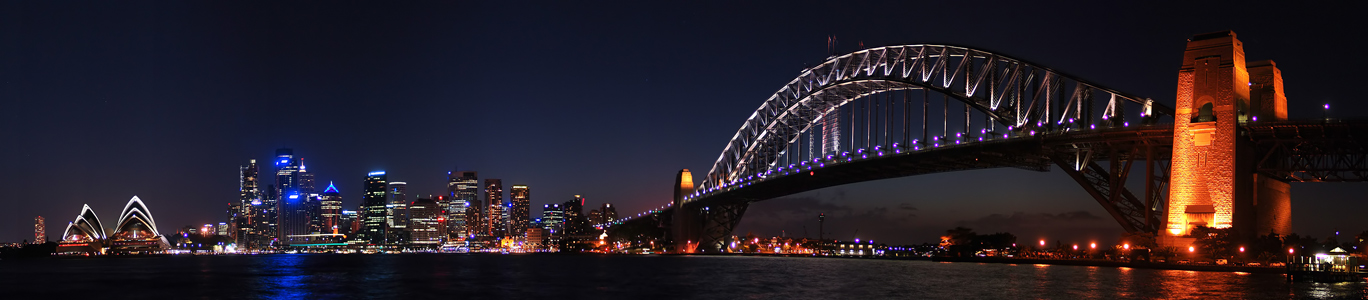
[1163,31,1291,248]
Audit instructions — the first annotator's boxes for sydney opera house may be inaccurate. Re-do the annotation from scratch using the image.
[57,196,170,255]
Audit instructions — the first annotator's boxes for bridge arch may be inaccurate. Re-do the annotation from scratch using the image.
[698,45,1174,193]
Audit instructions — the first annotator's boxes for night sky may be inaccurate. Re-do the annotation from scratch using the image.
[3,2,1365,245]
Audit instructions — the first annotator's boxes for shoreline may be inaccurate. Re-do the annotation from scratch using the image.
[929,256,1288,274]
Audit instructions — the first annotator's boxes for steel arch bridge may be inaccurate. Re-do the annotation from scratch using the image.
[604,44,1368,254]
[696,44,1170,193]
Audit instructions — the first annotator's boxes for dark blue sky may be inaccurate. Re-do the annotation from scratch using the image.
[3,1,1365,244]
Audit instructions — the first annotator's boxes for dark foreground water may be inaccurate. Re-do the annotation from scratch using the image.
[2,254,1366,299]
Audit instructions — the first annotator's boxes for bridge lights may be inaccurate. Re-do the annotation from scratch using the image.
[1189,246,1195,253]
[1239,246,1245,253]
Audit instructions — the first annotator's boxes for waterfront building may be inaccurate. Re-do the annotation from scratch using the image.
[510,185,530,237]
[387,182,409,246]
[485,179,504,237]
[408,198,443,248]
[108,196,170,254]
[360,171,389,245]
[34,216,45,243]
[525,227,545,251]
[447,170,478,239]
[57,204,107,254]
[320,183,343,234]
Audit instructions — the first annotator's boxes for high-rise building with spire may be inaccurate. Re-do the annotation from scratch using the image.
[320,182,343,234]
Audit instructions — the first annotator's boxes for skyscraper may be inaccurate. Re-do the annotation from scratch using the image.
[408,198,443,248]
[510,185,530,237]
[320,182,343,234]
[563,195,587,238]
[541,203,564,244]
[485,179,504,237]
[279,191,312,245]
[588,209,602,226]
[447,170,478,239]
[237,159,261,249]
[262,184,278,247]
[361,171,389,245]
[34,216,45,243]
[339,210,358,238]
[600,203,617,224]
[387,182,409,246]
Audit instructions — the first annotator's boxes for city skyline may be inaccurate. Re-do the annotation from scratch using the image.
[5,2,1368,245]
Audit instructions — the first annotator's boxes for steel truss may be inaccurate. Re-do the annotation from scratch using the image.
[699,45,1175,195]
[1046,128,1172,233]
[1249,121,1368,182]
[694,201,750,253]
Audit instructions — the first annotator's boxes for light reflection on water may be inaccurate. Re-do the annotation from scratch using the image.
[1,255,1364,299]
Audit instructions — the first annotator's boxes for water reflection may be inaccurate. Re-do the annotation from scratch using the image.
[257,254,309,299]
[2,255,1365,299]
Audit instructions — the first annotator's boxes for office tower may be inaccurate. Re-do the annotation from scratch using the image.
[320,182,343,234]
[261,184,278,247]
[279,191,312,245]
[541,203,564,234]
[588,209,602,225]
[34,216,45,243]
[563,195,587,238]
[274,149,302,195]
[237,159,261,248]
[600,203,617,224]
[447,170,478,239]
[339,210,358,238]
[485,179,504,237]
[361,171,389,245]
[509,185,530,237]
[387,182,409,246]
[408,198,443,248]
[217,222,230,236]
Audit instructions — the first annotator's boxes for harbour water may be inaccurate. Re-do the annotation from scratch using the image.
[3,254,1365,299]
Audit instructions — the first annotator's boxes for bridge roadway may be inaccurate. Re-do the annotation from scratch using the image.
[607,120,1368,252]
